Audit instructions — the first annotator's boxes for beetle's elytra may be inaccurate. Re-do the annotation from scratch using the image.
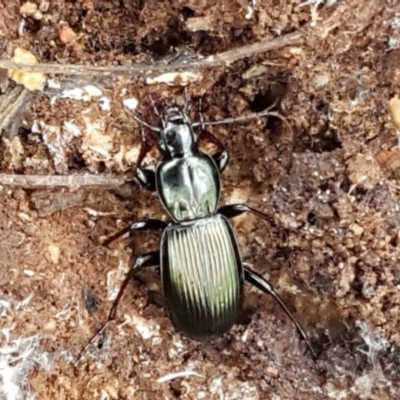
[163,213,241,339]
[77,104,317,362]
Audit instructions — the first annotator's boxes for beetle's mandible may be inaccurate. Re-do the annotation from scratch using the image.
[76,103,317,362]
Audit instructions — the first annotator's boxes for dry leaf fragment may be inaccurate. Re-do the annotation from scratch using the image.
[59,25,78,44]
[8,48,46,90]
[347,154,381,189]
[388,95,400,131]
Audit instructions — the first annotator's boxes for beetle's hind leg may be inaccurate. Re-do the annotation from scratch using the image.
[75,251,160,365]
[102,251,160,324]
[244,267,318,361]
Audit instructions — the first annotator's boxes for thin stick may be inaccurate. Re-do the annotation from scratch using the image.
[0,174,125,189]
[0,33,302,77]
[157,370,205,383]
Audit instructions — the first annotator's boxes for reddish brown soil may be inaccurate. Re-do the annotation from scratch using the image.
[1,1,400,399]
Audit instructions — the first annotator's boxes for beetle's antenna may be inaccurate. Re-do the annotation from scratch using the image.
[191,100,291,130]
[132,114,161,132]
[183,86,190,113]
[149,95,165,129]
[138,120,147,142]
[191,109,272,127]
[149,95,159,116]
[198,97,205,130]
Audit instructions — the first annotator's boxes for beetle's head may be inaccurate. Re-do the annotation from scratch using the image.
[158,108,198,157]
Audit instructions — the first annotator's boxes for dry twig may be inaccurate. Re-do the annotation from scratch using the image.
[0,174,125,190]
[0,33,302,77]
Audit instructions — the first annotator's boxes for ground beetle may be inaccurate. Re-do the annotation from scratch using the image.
[77,102,317,362]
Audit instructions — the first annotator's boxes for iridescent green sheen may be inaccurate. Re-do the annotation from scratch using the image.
[161,214,243,340]
[157,154,220,222]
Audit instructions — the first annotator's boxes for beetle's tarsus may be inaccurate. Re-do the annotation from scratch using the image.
[74,319,113,367]
[79,245,100,257]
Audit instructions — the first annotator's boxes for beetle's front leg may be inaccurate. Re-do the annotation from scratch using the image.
[75,251,160,365]
[243,266,318,361]
[198,129,229,173]
[136,167,156,191]
[136,124,157,191]
[212,151,229,173]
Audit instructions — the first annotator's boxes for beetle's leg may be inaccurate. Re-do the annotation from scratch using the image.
[183,86,190,114]
[135,122,157,191]
[218,203,286,239]
[103,251,160,324]
[75,251,160,365]
[218,204,275,225]
[82,219,167,256]
[149,95,161,120]
[199,129,224,149]
[219,203,287,242]
[243,267,318,361]
[196,101,230,172]
[136,167,156,191]
[212,151,229,173]
[199,130,229,173]
[198,97,205,130]
[101,219,167,246]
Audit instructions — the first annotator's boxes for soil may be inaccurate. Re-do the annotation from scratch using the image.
[0,1,400,399]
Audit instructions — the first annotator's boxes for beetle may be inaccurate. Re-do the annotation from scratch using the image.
[76,103,317,362]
